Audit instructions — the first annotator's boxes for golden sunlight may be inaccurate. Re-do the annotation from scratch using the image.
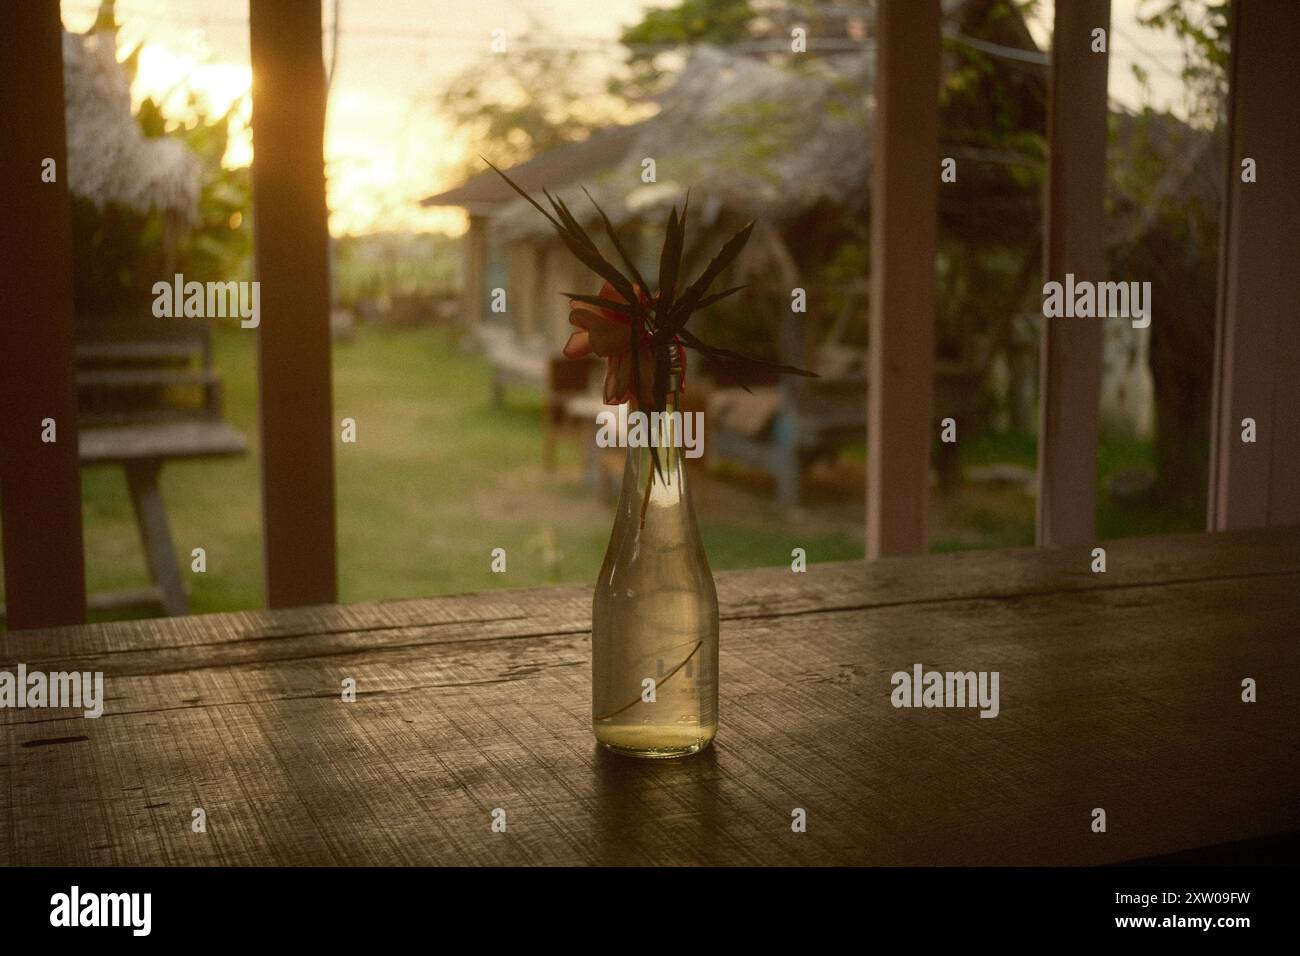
[63,7,466,236]
[133,41,253,166]
[130,41,462,235]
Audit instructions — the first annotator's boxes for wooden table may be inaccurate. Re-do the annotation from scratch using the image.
[3,527,1298,866]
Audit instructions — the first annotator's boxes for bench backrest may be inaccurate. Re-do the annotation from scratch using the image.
[74,317,224,427]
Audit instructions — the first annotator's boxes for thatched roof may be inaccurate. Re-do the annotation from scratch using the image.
[426,0,1032,245]
[421,123,645,216]
[486,46,873,244]
[62,27,200,222]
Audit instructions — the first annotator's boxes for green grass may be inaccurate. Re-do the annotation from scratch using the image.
[75,323,265,616]
[328,327,863,602]
[2,324,863,623]
[932,426,1203,551]
[0,326,1202,625]
[958,429,1038,469]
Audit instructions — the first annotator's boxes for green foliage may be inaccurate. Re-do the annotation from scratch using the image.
[930,0,1046,404]
[620,0,756,50]
[333,232,462,310]
[1118,2,1231,504]
[617,0,757,97]
[20,325,862,618]
[70,196,165,315]
[71,85,251,316]
[166,96,253,284]
[438,39,628,181]
[614,0,810,98]
[1137,0,1230,127]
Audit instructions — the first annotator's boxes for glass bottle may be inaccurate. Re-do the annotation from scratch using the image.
[591,364,719,758]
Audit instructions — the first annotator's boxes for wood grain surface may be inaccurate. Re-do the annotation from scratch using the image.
[2,527,1298,865]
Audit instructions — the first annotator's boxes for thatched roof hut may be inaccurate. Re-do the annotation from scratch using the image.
[61,24,200,223]
[422,44,880,349]
[422,0,1049,352]
[486,46,872,245]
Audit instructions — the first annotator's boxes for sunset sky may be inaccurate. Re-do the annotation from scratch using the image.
[61,0,1188,237]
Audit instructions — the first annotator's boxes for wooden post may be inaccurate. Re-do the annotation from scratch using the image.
[462,214,488,332]
[0,1,88,628]
[867,0,940,557]
[1208,1,1300,530]
[250,0,338,607]
[512,242,539,338]
[1036,0,1110,546]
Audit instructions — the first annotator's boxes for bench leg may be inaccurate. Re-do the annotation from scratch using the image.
[124,461,189,617]
[772,413,802,508]
[543,401,558,473]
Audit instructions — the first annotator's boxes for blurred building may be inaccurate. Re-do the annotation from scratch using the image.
[422,0,1218,498]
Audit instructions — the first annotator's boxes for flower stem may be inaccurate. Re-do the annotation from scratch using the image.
[638,468,653,528]
[593,640,704,722]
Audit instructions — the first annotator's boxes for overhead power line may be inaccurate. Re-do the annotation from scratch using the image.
[61,1,1186,69]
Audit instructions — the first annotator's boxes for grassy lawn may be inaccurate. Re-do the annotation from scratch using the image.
[947,425,1203,548]
[0,323,1200,625]
[328,326,861,604]
[7,324,859,622]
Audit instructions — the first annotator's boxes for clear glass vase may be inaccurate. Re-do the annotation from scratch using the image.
[591,382,719,758]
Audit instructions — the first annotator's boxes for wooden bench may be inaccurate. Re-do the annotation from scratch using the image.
[707,345,868,507]
[476,323,597,472]
[707,348,990,506]
[75,317,248,617]
[543,355,595,472]
[477,322,547,406]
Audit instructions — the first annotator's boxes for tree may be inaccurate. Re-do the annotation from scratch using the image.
[1119,0,1230,506]
[1136,0,1229,127]
[140,93,253,284]
[68,25,251,316]
[615,0,757,98]
[437,30,630,181]
[612,0,1049,459]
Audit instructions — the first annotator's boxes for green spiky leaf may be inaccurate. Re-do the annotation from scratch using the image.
[668,221,754,329]
[690,284,746,311]
[582,186,649,296]
[656,205,682,324]
[677,327,819,378]
[561,292,636,315]
[486,159,817,418]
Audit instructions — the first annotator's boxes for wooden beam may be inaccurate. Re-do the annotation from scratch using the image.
[462,214,488,332]
[1036,0,1110,546]
[1208,1,1300,530]
[0,1,88,628]
[511,243,539,337]
[867,0,940,558]
[249,0,338,607]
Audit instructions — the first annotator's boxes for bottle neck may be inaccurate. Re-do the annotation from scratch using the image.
[628,387,690,495]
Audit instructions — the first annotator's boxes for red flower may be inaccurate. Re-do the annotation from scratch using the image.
[563,281,686,406]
